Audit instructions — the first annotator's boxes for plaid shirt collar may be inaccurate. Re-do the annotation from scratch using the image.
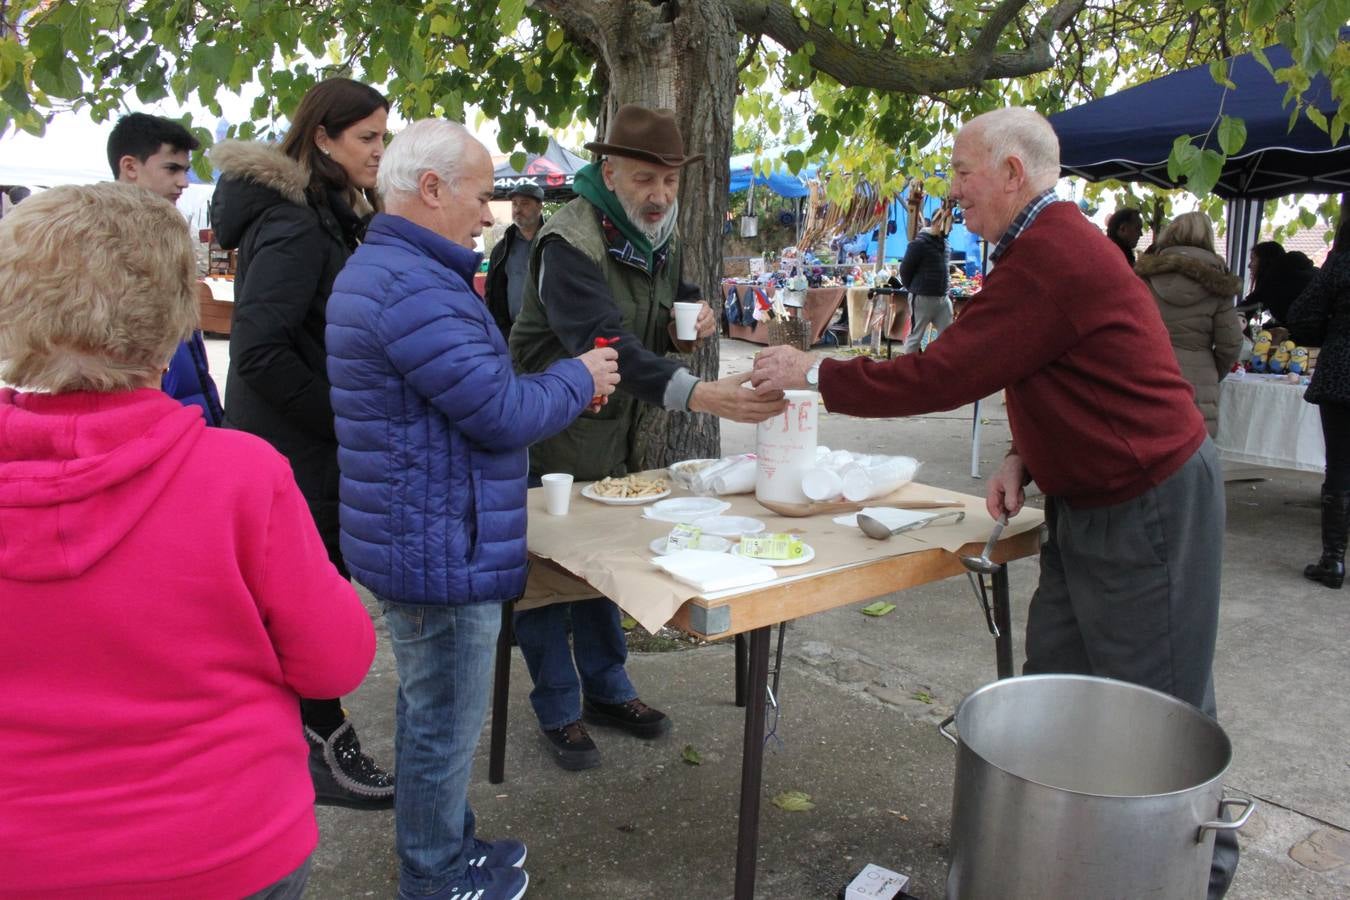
[598,212,671,274]
[988,189,1058,264]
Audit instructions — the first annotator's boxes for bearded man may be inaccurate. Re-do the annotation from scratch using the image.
[508,104,785,771]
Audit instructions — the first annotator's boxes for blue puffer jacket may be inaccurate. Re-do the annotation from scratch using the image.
[327,213,594,605]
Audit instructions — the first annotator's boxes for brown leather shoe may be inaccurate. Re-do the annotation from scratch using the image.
[582,697,671,739]
[541,721,601,771]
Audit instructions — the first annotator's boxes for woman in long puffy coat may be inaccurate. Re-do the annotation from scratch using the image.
[1286,218,1350,588]
[1135,212,1243,436]
[209,78,395,809]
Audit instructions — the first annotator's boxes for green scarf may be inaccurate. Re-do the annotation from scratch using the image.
[573,162,655,269]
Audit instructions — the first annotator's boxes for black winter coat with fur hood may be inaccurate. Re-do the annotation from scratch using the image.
[209,140,366,569]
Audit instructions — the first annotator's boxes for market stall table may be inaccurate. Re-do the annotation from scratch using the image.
[1215,372,1324,473]
[723,281,846,346]
[489,477,1044,899]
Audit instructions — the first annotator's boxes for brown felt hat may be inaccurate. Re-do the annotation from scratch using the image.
[584,104,704,168]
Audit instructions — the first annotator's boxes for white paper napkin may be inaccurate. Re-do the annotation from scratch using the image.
[651,549,777,593]
[833,507,937,530]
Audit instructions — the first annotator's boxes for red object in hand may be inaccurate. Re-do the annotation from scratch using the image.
[590,336,617,409]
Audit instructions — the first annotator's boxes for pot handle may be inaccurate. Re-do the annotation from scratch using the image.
[1197,796,1256,842]
[938,714,958,745]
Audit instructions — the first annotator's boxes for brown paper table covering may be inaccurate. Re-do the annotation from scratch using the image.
[519,474,1044,634]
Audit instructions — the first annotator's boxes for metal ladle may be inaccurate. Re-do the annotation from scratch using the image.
[857,508,965,540]
[959,514,1008,637]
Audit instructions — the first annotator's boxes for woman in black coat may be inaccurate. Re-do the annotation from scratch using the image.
[1285,218,1350,588]
[210,78,395,806]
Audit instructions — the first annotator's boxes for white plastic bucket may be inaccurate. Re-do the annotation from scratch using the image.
[755,390,819,505]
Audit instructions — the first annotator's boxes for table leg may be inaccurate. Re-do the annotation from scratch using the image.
[734,632,748,708]
[734,626,772,900]
[992,566,1014,679]
[488,601,514,784]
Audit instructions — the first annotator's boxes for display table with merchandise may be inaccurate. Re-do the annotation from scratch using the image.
[1215,372,1324,473]
[723,280,847,346]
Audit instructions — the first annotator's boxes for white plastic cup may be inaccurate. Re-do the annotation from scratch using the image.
[541,473,574,515]
[801,467,844,502]
[673,302,702,340]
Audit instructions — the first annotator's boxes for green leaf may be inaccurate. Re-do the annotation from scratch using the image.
[448,44,470,70]
[1187,148,1225,198]
[545,29,564,53]
[1305,106,1329,134]
[620,615,637,630]
[1217,115,1246,156]
[772,790,815,812]
[498,0,526,32]
[509,151,527,173]
[861,601,896,617]
[1207,60,1235,89]
[681,744,702,766]
[784,149,805,174]
[1167,134,1198,182]
[911,690,934,704]
[1245,0,1280,29]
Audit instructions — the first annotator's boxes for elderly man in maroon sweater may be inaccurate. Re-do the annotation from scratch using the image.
[753,108,1236,897]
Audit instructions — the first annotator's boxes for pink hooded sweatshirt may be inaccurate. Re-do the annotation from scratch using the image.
[0,388,376,898]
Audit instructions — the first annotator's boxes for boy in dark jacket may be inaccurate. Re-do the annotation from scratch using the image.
[899,218,952,353]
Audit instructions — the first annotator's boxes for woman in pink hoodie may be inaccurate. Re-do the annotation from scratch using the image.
[0,184,377,898]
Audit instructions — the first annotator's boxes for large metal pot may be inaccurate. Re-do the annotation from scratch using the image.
[939,675,1253,900]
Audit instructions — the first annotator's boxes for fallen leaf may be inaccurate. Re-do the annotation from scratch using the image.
[911,690,934,704]
[772,790,815,811]
[681,744,702,766]
[861,601,896,617]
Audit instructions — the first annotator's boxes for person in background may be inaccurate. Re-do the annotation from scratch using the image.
[330,118,620,900]
[1106,207,1144,267]
[210,77,394,809]
[485,181,546,341]
[0,183,376,900]
[752,107,1237,898]
[1285,217,1350,589]
[108,112,223,425]
[1135,211,1243,437]
[509,103,786,771]
[900,214,952,353]
[1237,240,1318,329]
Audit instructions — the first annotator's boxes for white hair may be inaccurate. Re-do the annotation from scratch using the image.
[967,108,1061,191]
[377,118,477,197]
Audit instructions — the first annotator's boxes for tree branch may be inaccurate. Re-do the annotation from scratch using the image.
[728,0,1089,94]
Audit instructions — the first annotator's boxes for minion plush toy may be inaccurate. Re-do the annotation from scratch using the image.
[1249,330,1273,373]
[1268,340,1295,374]
[1289,346,1310,376]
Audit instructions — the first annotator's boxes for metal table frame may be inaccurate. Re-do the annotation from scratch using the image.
[488,528,1039,899]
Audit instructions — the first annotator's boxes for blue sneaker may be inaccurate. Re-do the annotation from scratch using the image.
[411,865,528,900]
[466,836,527,869]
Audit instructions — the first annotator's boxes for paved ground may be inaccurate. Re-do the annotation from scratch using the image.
[204,336,1349,899]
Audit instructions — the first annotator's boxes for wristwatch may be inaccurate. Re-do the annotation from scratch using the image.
[805,361,821,388]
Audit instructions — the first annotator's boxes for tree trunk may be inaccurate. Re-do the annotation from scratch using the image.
[583,0,740,469]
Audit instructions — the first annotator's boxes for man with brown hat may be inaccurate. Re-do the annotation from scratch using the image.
[485,181,546,342]
[509,103,787,771]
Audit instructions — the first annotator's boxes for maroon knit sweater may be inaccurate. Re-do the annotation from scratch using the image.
[820,202,1206,508]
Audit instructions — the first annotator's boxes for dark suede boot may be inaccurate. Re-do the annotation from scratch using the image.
[1304,487,1350,588]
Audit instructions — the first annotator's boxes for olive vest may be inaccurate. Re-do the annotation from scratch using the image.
[509,198,680,479]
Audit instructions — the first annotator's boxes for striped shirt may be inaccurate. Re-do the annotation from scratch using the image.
[989,189,1058,264]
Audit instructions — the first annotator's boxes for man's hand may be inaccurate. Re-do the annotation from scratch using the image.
[578,346,620,412]
[689,373,787,423]
[987,452,1027,520]
[669,300,718,349]
[751,345,814,392]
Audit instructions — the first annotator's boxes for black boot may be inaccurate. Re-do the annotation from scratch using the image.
[306,719,395,809]
[1304,487,1350,588]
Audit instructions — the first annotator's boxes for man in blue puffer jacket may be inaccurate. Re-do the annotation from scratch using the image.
[327,119,619,900]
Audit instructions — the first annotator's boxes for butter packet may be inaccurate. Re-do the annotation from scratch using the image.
[665,523,703,553]
[739,533,805,560]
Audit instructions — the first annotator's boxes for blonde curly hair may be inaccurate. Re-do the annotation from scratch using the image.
[0,183,197,393]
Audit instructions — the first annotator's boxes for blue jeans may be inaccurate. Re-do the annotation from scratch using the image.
[381,600,501,898]
[513,598,636,731]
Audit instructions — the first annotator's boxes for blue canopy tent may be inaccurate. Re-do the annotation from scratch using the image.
[728,151,815,198]
[1048,32,1349,278]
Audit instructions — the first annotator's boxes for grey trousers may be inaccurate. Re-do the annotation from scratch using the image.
[1025,438,1237,898]
[903,293,953,353]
